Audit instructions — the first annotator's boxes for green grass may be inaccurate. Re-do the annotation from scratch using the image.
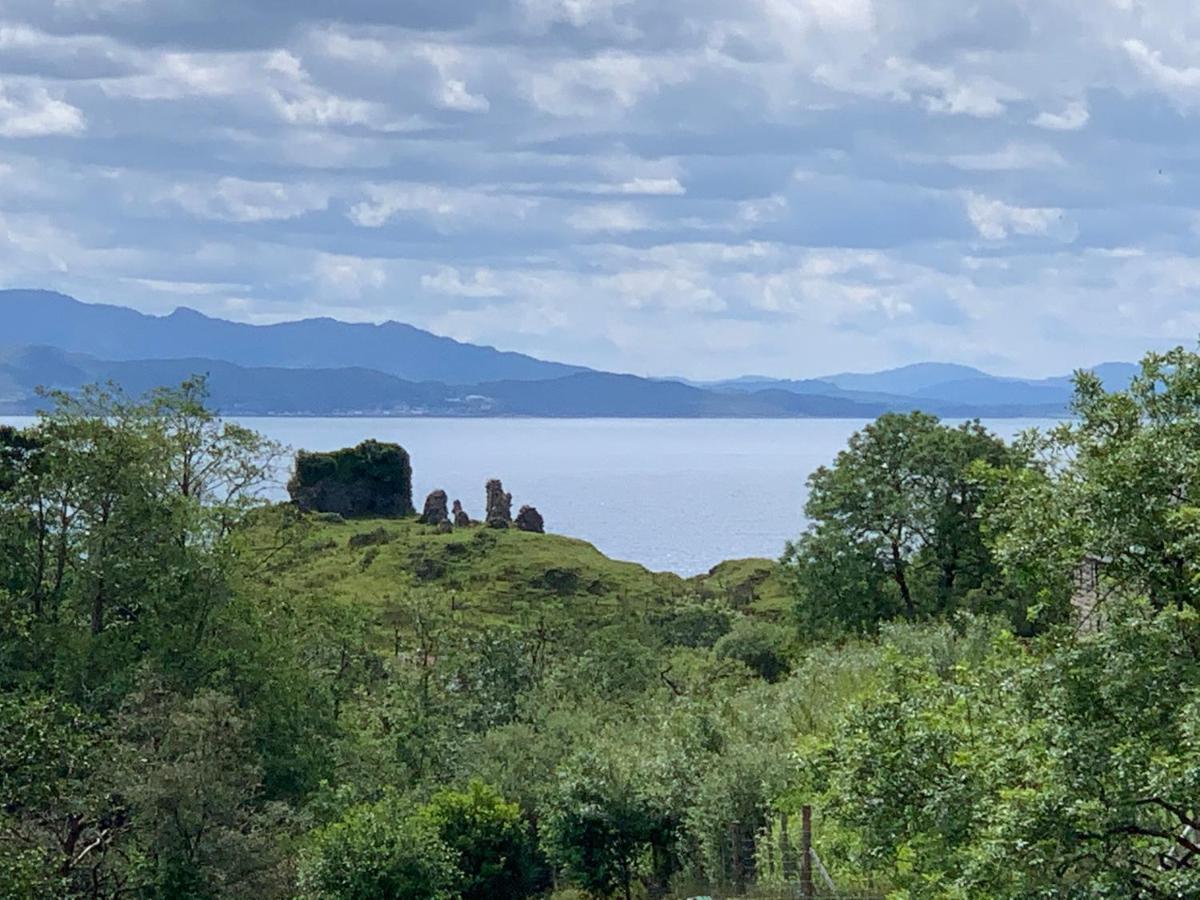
[243,511,790,629]
[689,558,792,619]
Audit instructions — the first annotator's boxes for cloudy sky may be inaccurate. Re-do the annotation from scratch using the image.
[1,0,1199,378]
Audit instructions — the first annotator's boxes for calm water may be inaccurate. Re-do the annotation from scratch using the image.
[0,417,1052,576]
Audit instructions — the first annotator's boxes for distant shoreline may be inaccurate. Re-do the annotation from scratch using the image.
[1,412,1067,421]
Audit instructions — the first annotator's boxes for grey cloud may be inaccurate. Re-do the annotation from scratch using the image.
[4,0,1200,378]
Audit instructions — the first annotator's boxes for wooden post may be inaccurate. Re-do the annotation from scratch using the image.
[779,811,794,879]
[800,805,814,899]
[729,821,742,887]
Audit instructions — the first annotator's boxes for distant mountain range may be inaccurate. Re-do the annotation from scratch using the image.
[0,289,585,383]
[0,290,1139,418]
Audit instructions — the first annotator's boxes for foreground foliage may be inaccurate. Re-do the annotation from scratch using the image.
[5,344,1200,898]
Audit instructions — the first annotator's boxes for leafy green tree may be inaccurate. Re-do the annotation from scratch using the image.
[0,380,281,700]
[0,691,132,898]
[804,607,1200,898]
[713,619,791,682]
[114,685,296,899]
[784,412,1023,633]
[650,600,732,649]
[298,796,459,900]
[418,781,542,900]
[989,346,1200,616]
[541,728,694,900]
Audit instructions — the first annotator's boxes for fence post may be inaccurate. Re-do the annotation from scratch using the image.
[729,820,742,887]
[800,805,814,899]
[780,811,794,879]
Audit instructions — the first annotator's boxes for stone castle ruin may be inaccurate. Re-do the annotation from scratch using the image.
[288,443,545,534]
[515,505,545,533]
[419,490,449,526]
[288,440,413,518]
[485,479,513,528]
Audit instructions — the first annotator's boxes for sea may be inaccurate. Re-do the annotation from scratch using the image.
[0,417,1053,576]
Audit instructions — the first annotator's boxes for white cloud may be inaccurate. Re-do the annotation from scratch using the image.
[736,194,788,226]
[566,202,649,233]
[761,0,875,36]
[1124,38,1200,97]
[527,52,684,116]
[948,142,1066,171]
[521,0,635,30]
[606,269,727,312]
[99,46,409,131]
[349,183,537,231]
[964,193,1075,241]
[421,266,505,298]
[615,177,685,195]
[312,253,387,297]
[0,81,85,137]
[169,178,330,223]
[439,78,490,112]
[1032,100,1089,131]
[416,44,490,113]
[922,83,1006,118]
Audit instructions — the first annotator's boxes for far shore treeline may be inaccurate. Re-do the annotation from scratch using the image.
[3,346,1200,897]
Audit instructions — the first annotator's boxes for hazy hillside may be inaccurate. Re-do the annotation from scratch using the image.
[0,344,1078,418]
[0,290,1139,418]
[0,289,587,384]
[0,347,894,417]
[823,362,990,394]
[708,361,1143,414]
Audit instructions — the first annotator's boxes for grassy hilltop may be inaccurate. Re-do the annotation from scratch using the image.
[246,510,790,629]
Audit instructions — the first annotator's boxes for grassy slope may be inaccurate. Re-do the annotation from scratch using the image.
[249,512,789,627]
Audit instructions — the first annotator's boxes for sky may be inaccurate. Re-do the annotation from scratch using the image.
[1,1,1199,379]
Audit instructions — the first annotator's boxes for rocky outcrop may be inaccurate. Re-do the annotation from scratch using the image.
[485,479,512,529]
[515,505,545,534]
[419,489,450,526]
[288,440,413,518]
[452,500,471,528]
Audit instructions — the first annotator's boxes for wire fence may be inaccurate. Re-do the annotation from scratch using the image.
[692,807,886,900]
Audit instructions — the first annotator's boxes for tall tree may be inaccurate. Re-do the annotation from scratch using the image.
[989,346,1200,615]
[784,412,1024,634]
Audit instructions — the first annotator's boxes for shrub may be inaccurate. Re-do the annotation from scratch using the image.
[418,781,543,900]
[651,600,733,649]
[347,528,392,549]
[714,620,792,682]
[298,797,458,900]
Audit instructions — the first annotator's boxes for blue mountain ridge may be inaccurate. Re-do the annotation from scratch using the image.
[0,289,1141,418]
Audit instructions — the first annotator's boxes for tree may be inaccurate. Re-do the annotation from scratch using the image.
[298,796,459,900]
[713,619,791,682]
[0,380,282,699]
[803,608,1200,898]
[541,740,687,900]
[0,691,132,898]
[114,685,296,899]
[418,781,542,900]
[989,345,1200,616]
[784,412,1023,634]
[148,377,284,540]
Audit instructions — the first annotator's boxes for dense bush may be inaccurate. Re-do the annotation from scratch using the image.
[299,797,459,900]
[419,781,543,900]
[714,619,792,682]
